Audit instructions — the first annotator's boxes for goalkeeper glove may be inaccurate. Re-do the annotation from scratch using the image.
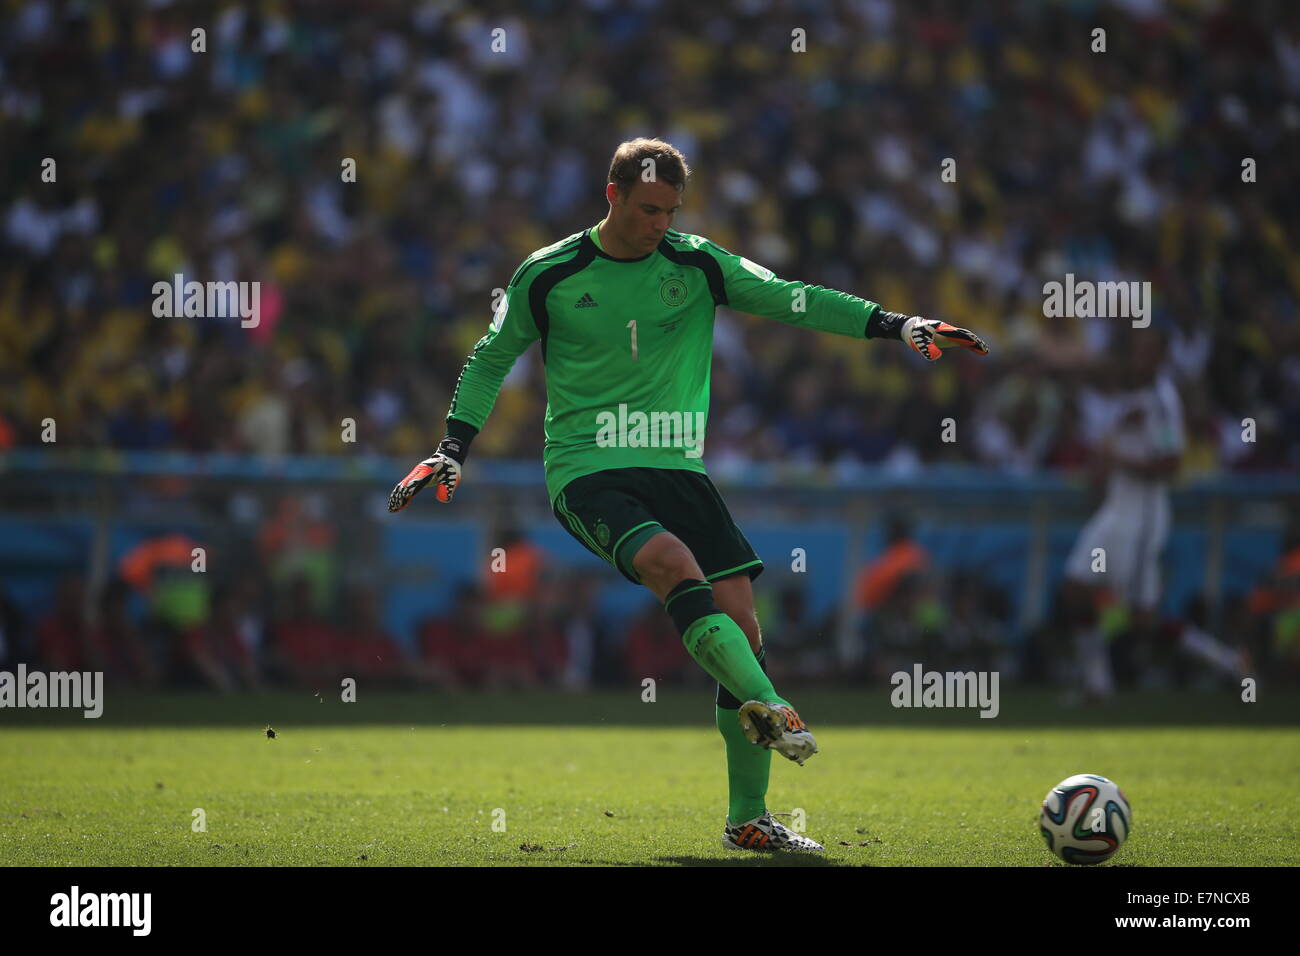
[388,436,466,512]
[898,315,990,362]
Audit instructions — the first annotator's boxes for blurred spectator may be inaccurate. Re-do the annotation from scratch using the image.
[118,534,213,660]
[531,570,606,690]
[92,576,159,687]
[119,533,201,593]
[339,589,407,686]
[484,523,546,604]
[258,495,338,614]
[171,585,258,691]
[463,616,538,689]
[35,574,91,671]
[1247,513,1300,681]
[268,575,340,688]
[419,582,479,689]
[419,580,536,689]
[763,584,834,681]
[854,516,929,614]
[941,574,1010,673]
[623,599,694,686]
[0,584,26,670]
[973,364,1061,475]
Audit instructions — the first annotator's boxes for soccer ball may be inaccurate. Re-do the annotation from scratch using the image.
[1039,773,1131,865]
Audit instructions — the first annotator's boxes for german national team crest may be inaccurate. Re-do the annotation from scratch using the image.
[659,276,687,307]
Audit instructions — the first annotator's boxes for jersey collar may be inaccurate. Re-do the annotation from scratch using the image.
[585,224,659,263]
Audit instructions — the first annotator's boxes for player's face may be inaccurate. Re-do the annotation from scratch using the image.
[608,179,682,253]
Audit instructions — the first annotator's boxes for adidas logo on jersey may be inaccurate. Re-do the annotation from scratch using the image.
[575,293,598,309]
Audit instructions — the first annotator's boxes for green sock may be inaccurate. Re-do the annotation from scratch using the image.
[682,612,789,707]
[717,703,771,825]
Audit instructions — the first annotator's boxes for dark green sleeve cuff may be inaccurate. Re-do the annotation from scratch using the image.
[439,417,480,463]
[865,306,906,341]
[445,417,480,444]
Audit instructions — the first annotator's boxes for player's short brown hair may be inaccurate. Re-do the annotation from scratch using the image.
[607,138,691,195]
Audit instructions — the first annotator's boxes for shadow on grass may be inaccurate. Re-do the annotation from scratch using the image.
[658,854,847,866]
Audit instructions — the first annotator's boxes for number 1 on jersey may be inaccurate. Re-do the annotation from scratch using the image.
[627,319,638,360]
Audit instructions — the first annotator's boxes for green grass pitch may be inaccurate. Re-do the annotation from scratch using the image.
[1,690,1297,866]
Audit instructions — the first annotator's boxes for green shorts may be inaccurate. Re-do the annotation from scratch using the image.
[552,467,764,586]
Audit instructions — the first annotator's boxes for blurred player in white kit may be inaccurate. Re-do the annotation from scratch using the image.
[1063,332,1184,698]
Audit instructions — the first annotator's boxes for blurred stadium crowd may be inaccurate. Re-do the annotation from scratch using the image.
[2,0,1297,468]
[1,0,1297,691]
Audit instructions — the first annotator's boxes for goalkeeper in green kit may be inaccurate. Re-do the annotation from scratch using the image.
[389,138,989,853]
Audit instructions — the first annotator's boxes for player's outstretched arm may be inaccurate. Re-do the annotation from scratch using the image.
[687,234,989,361]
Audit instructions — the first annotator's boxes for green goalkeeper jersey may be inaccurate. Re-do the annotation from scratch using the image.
[446,225,884,504]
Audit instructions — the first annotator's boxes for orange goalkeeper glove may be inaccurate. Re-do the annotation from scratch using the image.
[900,316,990,362]
[388,436,466,512]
